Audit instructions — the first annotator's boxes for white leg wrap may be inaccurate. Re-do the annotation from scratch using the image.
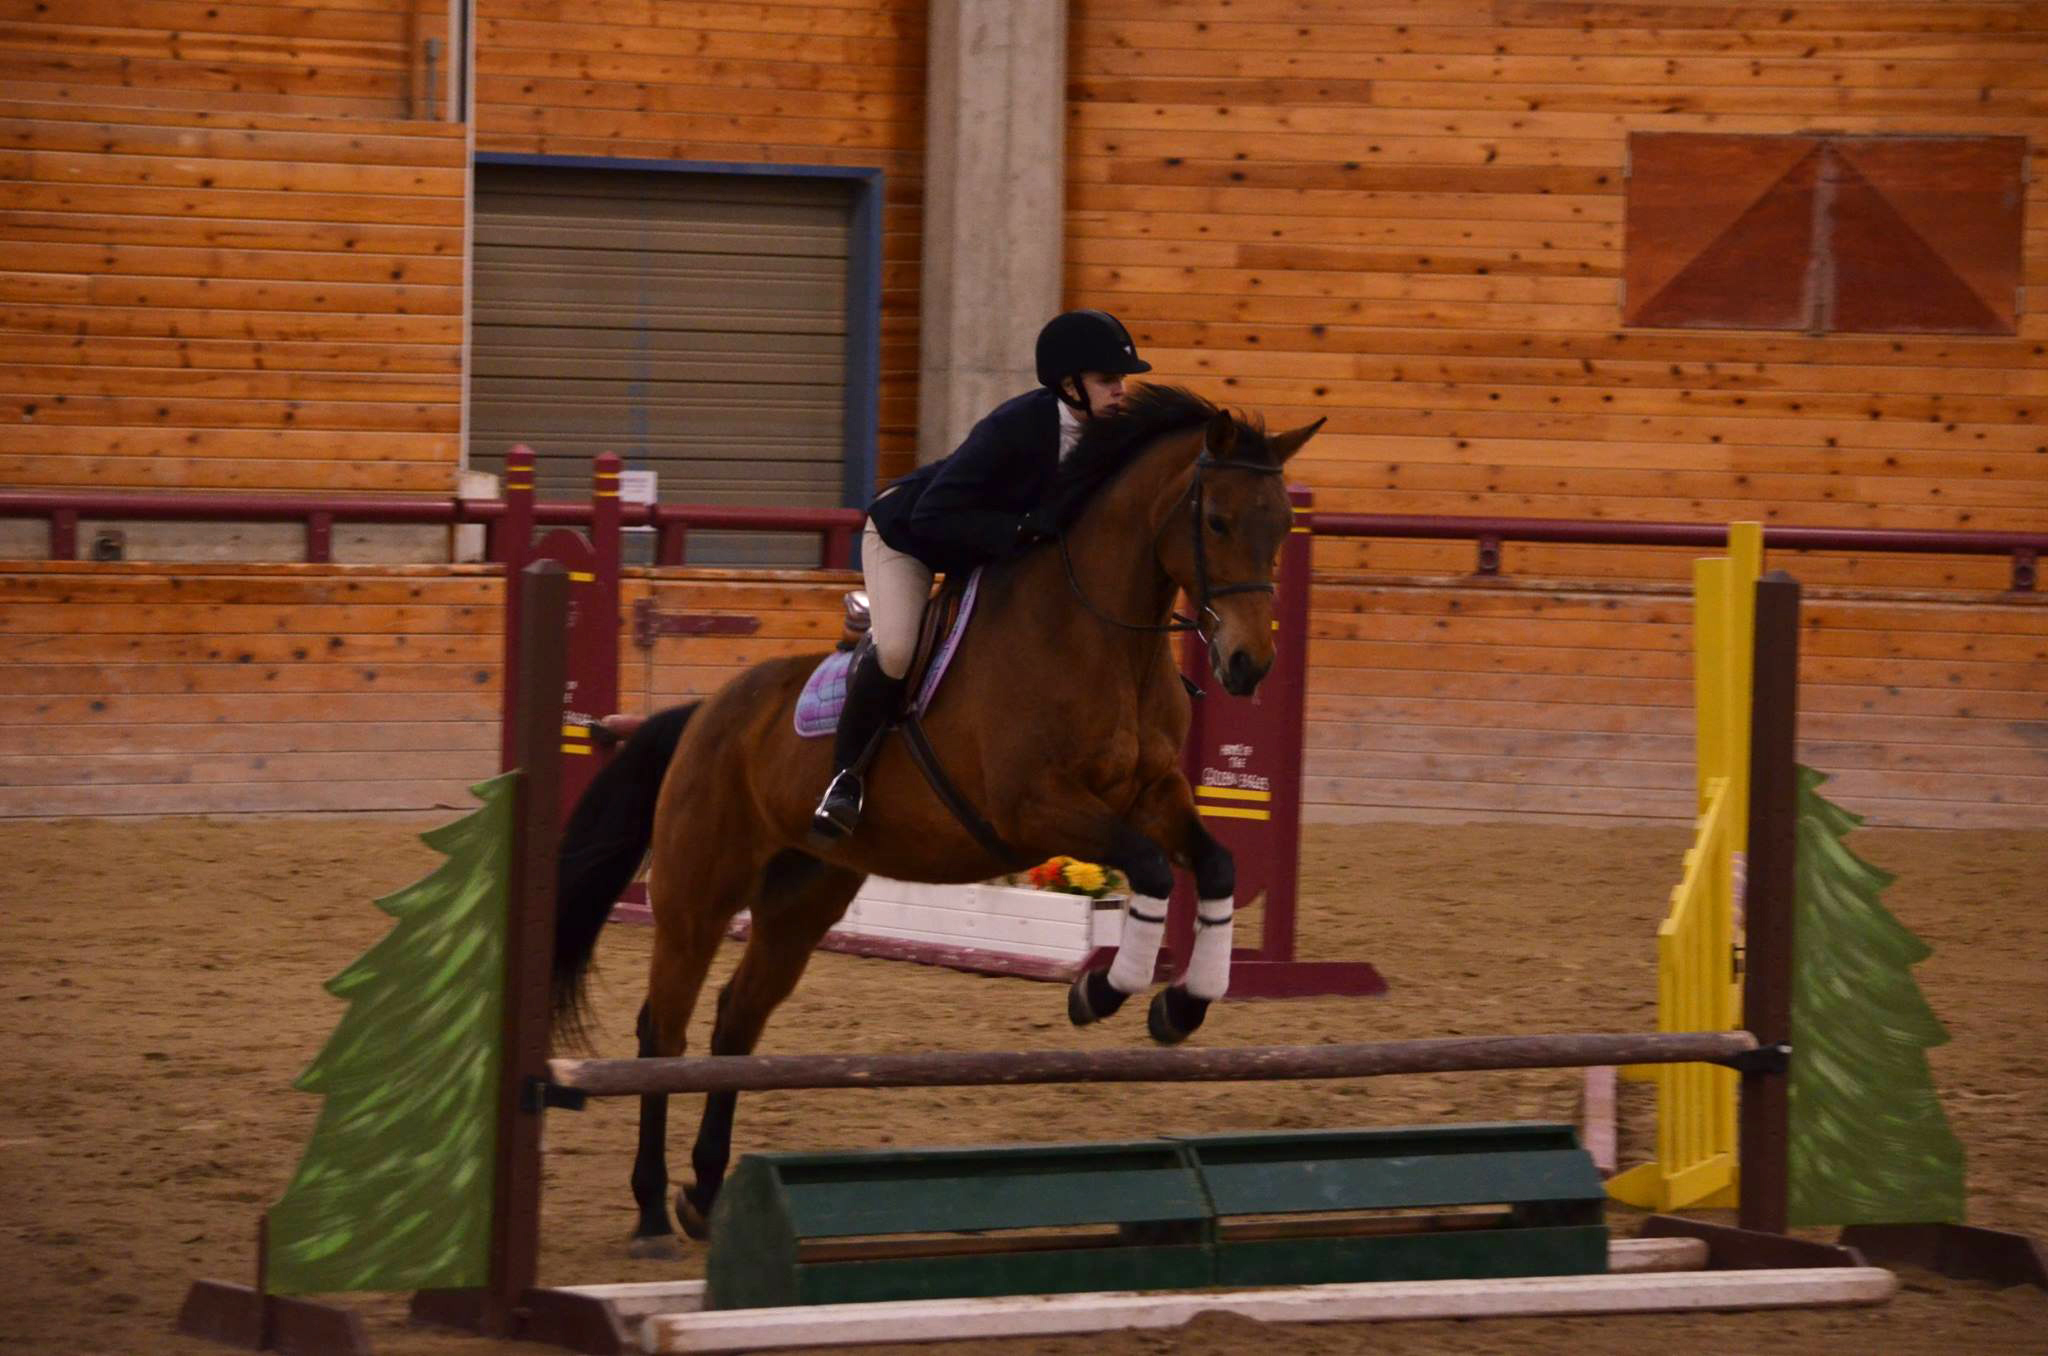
[1183,896,1235,1000]
[1106,895,1169,994]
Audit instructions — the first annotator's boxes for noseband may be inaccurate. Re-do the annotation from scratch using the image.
[1057,454,1287,645]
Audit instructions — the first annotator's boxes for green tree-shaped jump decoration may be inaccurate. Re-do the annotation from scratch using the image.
[1788,765,1966,1227]
[263,773,516,1294]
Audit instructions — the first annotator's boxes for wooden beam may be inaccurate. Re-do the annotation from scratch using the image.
[548,1031,1759,1096]
[637,1267,1896,1354]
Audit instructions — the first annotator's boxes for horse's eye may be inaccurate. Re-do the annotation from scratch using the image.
[1205,513,1228,535]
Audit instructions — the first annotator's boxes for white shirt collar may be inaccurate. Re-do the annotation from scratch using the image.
[1058,400,1084,459]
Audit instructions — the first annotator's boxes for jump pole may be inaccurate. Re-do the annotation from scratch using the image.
[545,1031,1763,1099]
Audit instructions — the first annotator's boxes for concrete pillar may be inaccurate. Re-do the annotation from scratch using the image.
[916,0,1067,464]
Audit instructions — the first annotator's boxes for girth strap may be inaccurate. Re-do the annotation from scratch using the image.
[894,714,1020,869]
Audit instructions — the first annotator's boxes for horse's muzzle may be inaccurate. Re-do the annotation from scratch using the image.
[1218,649,1270,697]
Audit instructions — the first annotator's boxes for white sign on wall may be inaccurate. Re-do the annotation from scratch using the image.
[618,470,659,505]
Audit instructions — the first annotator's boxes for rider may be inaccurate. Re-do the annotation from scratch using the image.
[809,309,1153,843]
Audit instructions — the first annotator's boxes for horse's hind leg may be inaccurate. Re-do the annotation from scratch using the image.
[628,855,746,1258]
[676,853,863,1239]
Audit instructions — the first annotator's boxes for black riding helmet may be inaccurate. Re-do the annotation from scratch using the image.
[1035,309,1152,410]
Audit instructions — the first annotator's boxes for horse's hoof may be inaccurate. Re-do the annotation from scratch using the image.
[677,1187,714,1241]
[1067,968,1128,1027]
[627,1232,682,1261]
[1147,986,1209,1045]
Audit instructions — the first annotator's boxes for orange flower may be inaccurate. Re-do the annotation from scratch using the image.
[1026,856,1069,889]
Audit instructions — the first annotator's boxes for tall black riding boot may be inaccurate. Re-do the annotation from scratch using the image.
[809,650,905,845]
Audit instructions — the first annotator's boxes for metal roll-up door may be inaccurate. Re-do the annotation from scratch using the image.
[470,163,851,566]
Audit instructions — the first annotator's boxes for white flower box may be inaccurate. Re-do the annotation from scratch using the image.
[817,878,1125,982]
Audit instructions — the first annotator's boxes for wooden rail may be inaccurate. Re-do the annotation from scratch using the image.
[548,1031,1761,1097]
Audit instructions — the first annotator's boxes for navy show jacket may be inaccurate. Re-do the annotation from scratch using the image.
[867,387,1062,575]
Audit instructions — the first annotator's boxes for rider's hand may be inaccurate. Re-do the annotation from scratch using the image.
[1014,511,1057,548]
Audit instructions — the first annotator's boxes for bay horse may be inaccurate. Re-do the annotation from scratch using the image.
[551,385,1321,1255]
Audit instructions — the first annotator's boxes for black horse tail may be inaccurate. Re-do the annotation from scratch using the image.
[552,701,698,1046]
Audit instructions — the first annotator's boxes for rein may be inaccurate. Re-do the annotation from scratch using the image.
[1056,453,1285,646]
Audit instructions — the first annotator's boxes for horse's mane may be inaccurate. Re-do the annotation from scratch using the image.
[1046,384,1273,528]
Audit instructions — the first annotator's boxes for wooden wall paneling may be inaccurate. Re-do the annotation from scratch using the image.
[0,334,462,374]
[0,564,505,817]
[7,241,464,288]
[477,17,914,65]
[1492,2,2044,36]
[2,180,463,226]
[1297,576,2045,828]
[0,0,451,117]
[0,54,406,114]
[1066,0,2046,619]
[12,363,461,402]
[1074,45,2048,90]
[1148,345,2048,396]
[1311,538,2026,593]
[0,115,465,166]
[1307,468,2043,518]
[2,306,462,344]
[1366,82,2048,118]
[0,456,459,493]
[8,146,464,196]
[1,106,465,496]
[0,210,463,258]
[0,393,459,431]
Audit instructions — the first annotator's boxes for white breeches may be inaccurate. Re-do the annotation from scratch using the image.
[861,517,933,680]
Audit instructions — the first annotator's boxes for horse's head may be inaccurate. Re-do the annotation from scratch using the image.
[1159,410,1323,696]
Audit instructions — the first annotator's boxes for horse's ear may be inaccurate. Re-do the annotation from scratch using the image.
[1203,410,1238,459]
[1265,417,1325,465]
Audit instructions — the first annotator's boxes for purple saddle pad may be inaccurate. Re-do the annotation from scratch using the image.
[793,569,983,739]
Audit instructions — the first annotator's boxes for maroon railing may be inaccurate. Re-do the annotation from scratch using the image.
[0,488,2038,589]
[0,489,865,571]
[1308,512,2043,591]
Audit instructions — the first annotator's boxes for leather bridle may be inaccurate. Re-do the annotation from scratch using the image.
[1056,454,1286,649]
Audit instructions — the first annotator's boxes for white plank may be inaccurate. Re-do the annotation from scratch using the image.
[838,896,1092,951]
[1608,1237,1707,1272]
[548,1236,1709,1325]
[853,877,1111,925]
[640,1267,1896,1353]
[1581,1064,1619,1176]
[822,915,1090,965]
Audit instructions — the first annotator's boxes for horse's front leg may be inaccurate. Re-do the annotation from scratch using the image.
[1007,784,1188,1034]
[1064,815,1180,1030]
[1127,772,1236,1044]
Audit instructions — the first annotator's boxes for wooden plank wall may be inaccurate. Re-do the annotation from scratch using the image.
[1068,0,2048,828]
[1307,577,2047,829]
[612,572,2045,832]
[472,0,929,479]
[0,564,500,816]
[2,0,439,119]
[0,563,845,819]
[1068,0,2047,589]
[0,555,2038,828]
[0,102,466,494]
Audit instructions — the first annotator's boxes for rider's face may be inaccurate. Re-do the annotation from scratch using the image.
[1070,372,1126,419]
